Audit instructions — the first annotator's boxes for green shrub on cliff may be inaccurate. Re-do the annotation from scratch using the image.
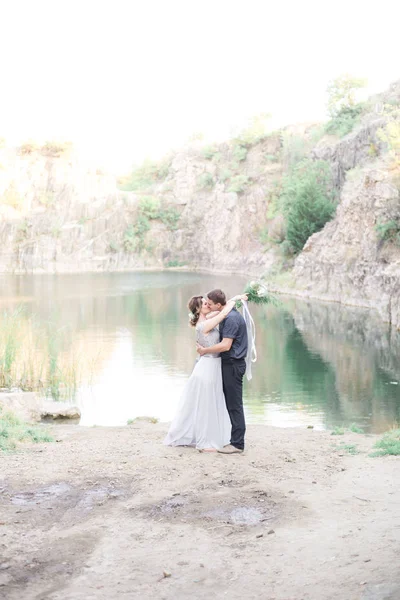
[202,145,220,160]
[325,104,365,137]
[375,219,400,246]
[280,160,335,253]
[232,144,248,162]
[118,157,171,191]
[159,206,180,230]
[228,175,250,194]
[139,196,161,219]
[124,196,181,253]
[377,120,400,166]
[325,74,367,137]
[197,172,215,190]
[233,113,271,147]
[124,215,151,252]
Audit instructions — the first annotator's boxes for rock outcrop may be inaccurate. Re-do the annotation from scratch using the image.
[290,82,400,327]
[0,136,284,275]
[292,165,400,327]
[0,81,399,327]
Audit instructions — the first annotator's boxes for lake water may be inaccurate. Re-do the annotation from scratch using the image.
[1,271,400,433]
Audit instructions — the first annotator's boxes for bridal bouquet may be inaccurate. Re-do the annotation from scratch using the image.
[236,281,278,308]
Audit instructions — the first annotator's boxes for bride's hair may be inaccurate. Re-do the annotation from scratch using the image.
[188,295,203,327]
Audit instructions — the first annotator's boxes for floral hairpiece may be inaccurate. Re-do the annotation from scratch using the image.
[188,311,195,320]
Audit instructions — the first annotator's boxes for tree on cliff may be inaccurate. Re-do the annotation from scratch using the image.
[281,160,336,254]
[325,74,367,137]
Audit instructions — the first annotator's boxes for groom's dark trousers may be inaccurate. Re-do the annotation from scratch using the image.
[222,357,246,450]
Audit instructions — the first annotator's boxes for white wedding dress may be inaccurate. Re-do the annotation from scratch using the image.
[163,321,231,450]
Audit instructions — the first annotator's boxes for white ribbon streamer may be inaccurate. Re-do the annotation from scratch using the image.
[242,300,257,381]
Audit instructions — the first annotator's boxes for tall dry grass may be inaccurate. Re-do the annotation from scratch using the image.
[0,306,87,401]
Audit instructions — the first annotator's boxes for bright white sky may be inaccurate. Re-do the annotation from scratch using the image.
[0,0,398,173]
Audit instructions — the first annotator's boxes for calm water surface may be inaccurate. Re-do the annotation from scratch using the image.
[1,271,400,432]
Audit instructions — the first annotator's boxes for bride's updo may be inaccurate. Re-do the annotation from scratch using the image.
[188,295,203,327]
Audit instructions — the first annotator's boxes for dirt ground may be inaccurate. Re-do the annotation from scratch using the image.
[0,421,399,600]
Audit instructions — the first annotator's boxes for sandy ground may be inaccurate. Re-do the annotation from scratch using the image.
[0,421,399,600]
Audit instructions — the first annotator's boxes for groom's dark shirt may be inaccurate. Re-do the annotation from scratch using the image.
[219,308,248,361]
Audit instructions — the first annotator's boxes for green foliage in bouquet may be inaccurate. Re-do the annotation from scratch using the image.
[236,281,279,309]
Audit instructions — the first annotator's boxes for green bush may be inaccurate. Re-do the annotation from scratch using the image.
[233,113,271,147]
[123,197,180,253]
[0,406,53,453]
[138,196,161,219]
[165,259,186,267]
[123,215,150,253]
[197,172,215,190]
[280,160,335,254]
[331,426,346,435]
[259,227,270,245]
[159,206,180,230]
[202,145,219,160]
[324,74,367,138]
[219,168,233,182]
[109,240,120,253]
[377,121,400,166]
[118,157,171,191]
[232,144,248,162]
[371,429,400,456]
[139,197,180,229]
[325,103,365,137]
[265,153,279,163]
[375,219,400,245]
[349,423,364,434]
[228,175,250,194]
[281,133,309,168]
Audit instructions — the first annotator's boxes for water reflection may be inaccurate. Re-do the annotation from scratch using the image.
[0,271,399,432]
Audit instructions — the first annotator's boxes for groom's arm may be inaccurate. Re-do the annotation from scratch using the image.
[196,338,233,356]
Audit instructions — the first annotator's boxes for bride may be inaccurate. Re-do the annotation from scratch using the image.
[164,292,247,452]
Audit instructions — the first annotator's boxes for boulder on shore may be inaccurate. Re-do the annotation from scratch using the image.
[40,402,81,421]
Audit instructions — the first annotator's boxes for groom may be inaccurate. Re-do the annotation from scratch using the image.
[197,289,248,454]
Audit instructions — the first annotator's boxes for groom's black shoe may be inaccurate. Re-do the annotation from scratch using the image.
[218,444,243,454]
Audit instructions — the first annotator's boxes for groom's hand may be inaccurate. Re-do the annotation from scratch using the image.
[196,343,206,356]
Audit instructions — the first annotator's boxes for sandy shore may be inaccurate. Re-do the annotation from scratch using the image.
[0,421,399,600]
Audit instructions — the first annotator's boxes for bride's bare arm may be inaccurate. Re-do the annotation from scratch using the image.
[201,294,248,334]
[205,311,220,319]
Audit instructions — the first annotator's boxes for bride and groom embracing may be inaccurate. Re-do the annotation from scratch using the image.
[164,288,251,454]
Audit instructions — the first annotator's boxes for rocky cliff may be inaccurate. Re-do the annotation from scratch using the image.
[291,82,400,328]
[0,81,399,326]
[0,135,283,275]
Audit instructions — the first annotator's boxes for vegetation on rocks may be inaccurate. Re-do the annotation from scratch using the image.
[123,196,181,254]
[378,119,400,167]
[118,157,171,191]
[228,174,250,194]
[279,159,336,254]
[325,74,367,137]
[375,219,400,246]
[17,141,72,158]
[197,172,215,190]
